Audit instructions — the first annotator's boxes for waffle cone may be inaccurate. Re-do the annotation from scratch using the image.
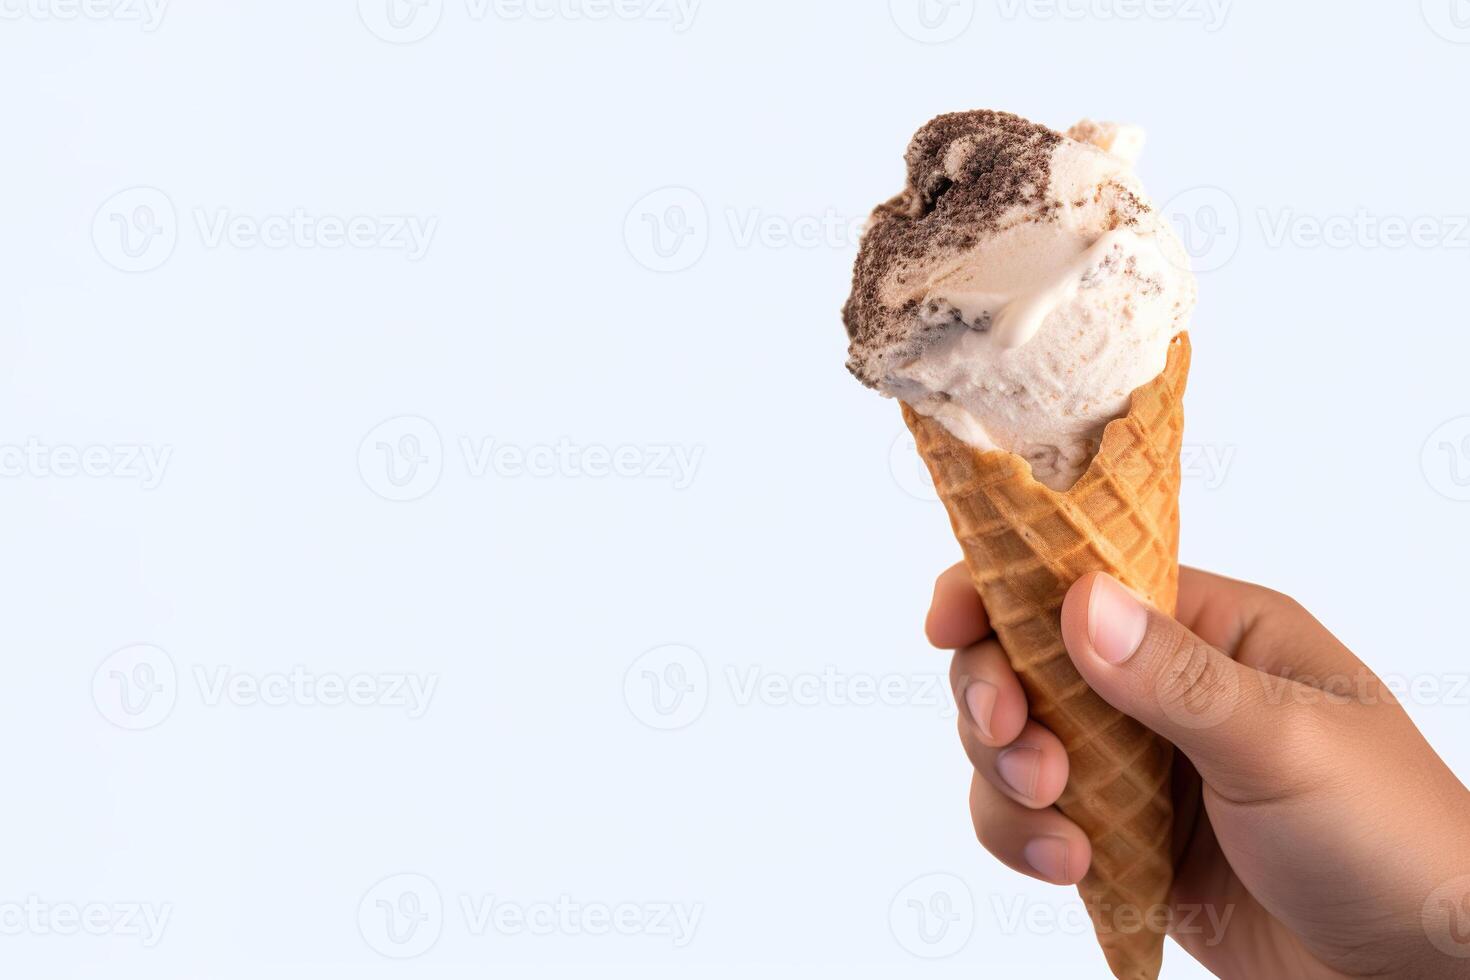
[903,333,1190,980]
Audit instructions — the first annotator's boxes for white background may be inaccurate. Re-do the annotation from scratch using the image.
[3,1,1470,977]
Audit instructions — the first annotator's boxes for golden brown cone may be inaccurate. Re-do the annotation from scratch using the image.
[902,334,1191,980]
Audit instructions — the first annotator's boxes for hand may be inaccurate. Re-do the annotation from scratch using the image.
[928,563,1470,979]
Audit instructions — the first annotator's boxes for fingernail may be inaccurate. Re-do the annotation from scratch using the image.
[964,681,997,740]
[1023,836,1071,884]
[1087,575,1149,665]
[996,746,1041,800]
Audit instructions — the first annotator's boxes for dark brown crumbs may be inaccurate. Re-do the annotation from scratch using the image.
[1103,185,1150,229]
[842,110,1063,387]
[1117,187,1150,215]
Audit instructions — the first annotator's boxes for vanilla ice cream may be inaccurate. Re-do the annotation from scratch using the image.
[843,111,1197,491]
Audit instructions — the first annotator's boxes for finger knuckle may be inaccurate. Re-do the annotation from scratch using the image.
[971,807,1010,853]
[950,640,1005,692]
[1251,586,1313,624]
[967,777,1008,847]
[1272,593,1310,620]
[969,798,995,846]
[1145,624,1236,714]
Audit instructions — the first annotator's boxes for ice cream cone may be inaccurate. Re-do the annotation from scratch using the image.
[902,333,1191,980]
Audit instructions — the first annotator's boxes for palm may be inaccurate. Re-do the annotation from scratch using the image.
[1163,577,1362,979]
[1165,751,1338,977]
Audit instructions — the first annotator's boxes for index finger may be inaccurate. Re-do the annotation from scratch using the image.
[926,561,992,649]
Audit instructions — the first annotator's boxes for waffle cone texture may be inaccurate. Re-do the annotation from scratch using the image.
[902,333,1191,980]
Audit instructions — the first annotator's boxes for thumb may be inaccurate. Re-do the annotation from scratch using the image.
[1060,572,1293,798]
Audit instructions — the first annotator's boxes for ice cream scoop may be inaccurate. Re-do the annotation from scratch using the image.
[843,110,1196,490]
